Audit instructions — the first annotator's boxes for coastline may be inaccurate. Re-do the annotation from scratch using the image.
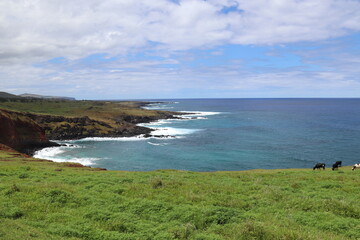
[0,100,188,157]
[31,101,190,161]
[32,102,212,167]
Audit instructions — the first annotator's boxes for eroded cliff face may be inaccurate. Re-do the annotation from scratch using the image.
[0,102,180,154]
[0,109,58,154]
[24,113,152,140]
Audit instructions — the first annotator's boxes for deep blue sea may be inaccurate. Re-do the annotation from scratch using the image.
[34,99,360,171]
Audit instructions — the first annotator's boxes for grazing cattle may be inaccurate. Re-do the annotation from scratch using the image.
[334,161,342,167]
[332,161,342,171]
[352,163,360,171]
[313,163,326,170]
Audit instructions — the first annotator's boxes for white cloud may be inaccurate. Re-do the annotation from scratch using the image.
[2,53,359,99]
[1,0,360,98]
[1,0,360,62]
[230,0,360,44]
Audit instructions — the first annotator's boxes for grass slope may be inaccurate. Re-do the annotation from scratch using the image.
[0,100,170,120]
[0,148,359,240]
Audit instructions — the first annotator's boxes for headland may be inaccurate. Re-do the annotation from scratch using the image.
[0,97,185,155]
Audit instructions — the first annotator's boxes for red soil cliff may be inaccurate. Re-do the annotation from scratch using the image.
[0,109,57,154]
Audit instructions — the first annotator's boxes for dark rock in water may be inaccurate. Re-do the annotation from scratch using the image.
[23,141,60,156]
[143,134,176,139]
[151,135,176,138]
[143,133,152,138]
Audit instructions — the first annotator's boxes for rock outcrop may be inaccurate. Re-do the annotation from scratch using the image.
[0,109,58,154]
[24,113,152,140]
[0,101,185,154]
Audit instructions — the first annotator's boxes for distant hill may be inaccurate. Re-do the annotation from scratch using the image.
[0,91,75,101]
[0,91,21,99]
[19,93,76,101]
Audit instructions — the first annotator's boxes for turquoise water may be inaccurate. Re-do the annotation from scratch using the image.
[34,99,360,171]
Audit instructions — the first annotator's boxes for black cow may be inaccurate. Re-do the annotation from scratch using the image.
[332,161,342,171]
[335,161,342,167]
[313,163,325,170]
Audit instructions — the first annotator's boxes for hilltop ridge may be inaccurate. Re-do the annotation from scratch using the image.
[18,93,76,101]
[0,91,75,101]
[0,91,20,99]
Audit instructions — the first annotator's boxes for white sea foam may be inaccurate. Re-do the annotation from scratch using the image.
[151,127,200,136]
[142,102,174,110]
[137,119,171,127]
[144,106,174,110]
[179,111,222,116]
[51,157,101,166]
[34,146,65,158]
[71,135,147,142]
[138,112,217,128]
[33,146,101,166]
[147,141,169,146]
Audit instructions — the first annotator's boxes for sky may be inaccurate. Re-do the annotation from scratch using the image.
[0,0,360,100]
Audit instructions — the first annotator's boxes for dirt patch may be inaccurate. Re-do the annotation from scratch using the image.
[0,143,30,158]
[23,159,53,163]
[93,167,107,171]
[61,162,89,168]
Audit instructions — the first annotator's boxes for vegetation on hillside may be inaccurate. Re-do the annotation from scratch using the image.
[0,99,171,119]
[0,147,359,240]
[0,99,178,142]
[0,92,21,99]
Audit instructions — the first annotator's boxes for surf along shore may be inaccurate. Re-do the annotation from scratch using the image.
[0,99,188,155]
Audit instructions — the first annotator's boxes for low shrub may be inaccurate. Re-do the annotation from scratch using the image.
[44,189,72,204]
[5,184,20,195]
[150,176,163,189]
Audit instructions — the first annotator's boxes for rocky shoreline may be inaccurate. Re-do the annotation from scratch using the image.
[0,101,187,155]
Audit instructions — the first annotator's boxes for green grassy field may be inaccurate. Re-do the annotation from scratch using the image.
[0,148,359,240]
[0,100,171,120]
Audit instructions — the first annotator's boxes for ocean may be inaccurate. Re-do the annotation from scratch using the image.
[34,99,360,171]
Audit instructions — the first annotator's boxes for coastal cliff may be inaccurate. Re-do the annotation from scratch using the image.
[0,100,181,153]
[24,112,152,140]
[0,109,58,154]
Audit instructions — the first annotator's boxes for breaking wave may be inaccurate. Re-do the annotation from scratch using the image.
[33,102,222,166]
[33,145,102,166]
[147,142,169,146]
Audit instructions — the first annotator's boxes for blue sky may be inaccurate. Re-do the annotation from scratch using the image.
[1,0,360,99]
